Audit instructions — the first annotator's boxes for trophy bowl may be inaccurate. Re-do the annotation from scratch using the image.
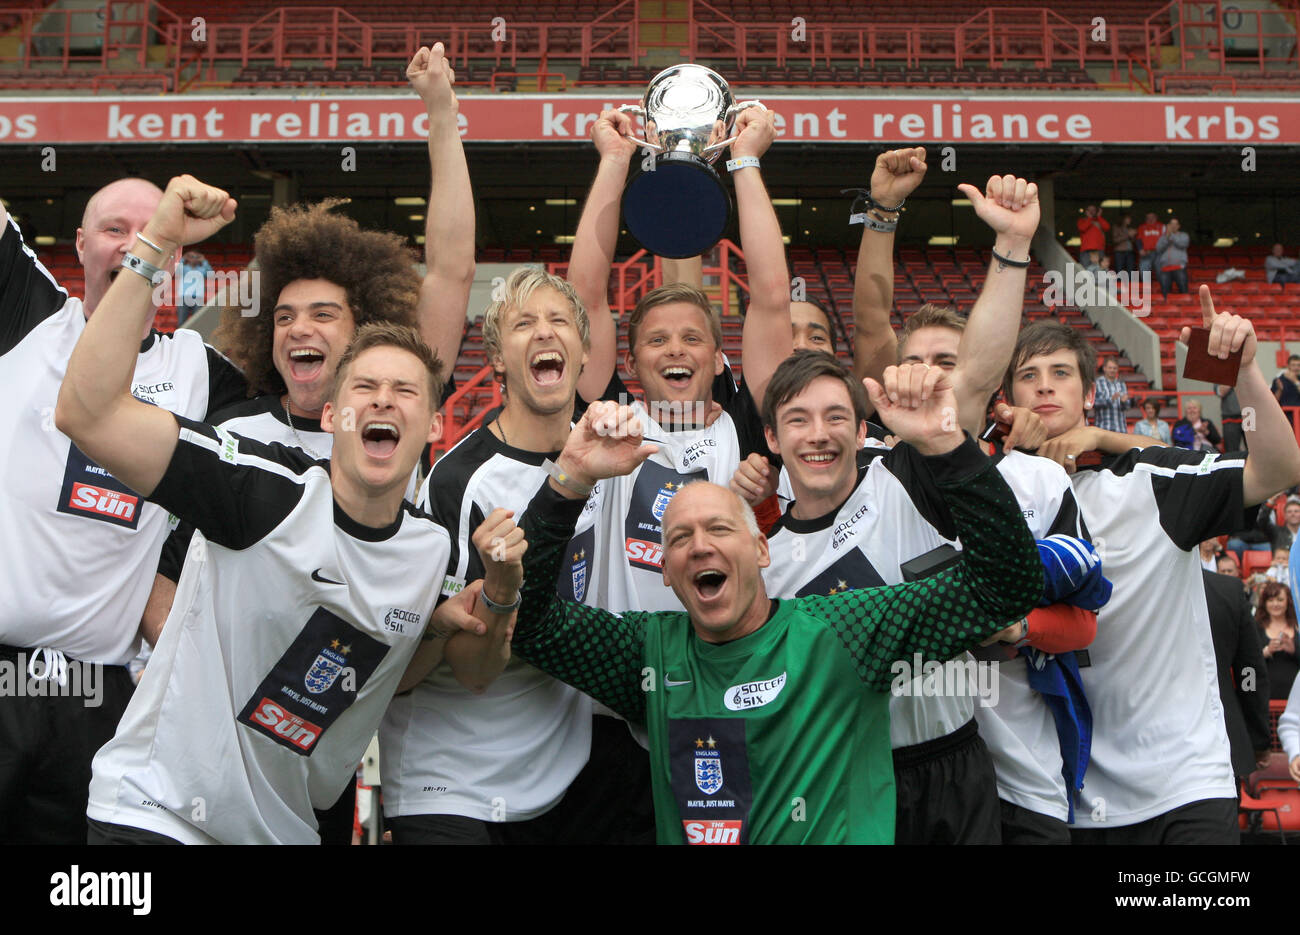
[619,65,763,259]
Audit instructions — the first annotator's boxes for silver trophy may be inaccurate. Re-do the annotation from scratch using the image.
[619,65,764,259]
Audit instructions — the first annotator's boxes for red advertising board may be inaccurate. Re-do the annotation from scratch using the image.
[0,94,1295,145]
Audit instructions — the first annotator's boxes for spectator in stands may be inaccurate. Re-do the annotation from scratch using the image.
[1256,580,1299,700]
[177,249,211,328]
[1134,397,1171,444]
[1257,493,1300,552]
[1136,212,1165,275]
[1172,398,1221,452]
[1199,538,1222,572]
[1217,552,1242,580]
[1218,382,1245,452]
[1154,218,1190,297]
[1091,357,1130,433]
[1272,354,1300,407]
[1077,205,1109,269]
[1265,243,1300,284]
[1264,547,1291,585]
[1112,214,1137,275]
[1203,568,1273,785]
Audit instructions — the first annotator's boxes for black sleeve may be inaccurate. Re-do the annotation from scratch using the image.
[1119,447,1247,551]
[0,216,68,357]
[878,442,958,539]
[148,416,312,551]
[513,480,649,722]
[801,436,1044,690]
[203,346,250,418]
[1235,589,1273,752]
[727,378,768,461]
[156,520,195,584]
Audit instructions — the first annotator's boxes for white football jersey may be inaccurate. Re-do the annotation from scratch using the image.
[88,419,452,843]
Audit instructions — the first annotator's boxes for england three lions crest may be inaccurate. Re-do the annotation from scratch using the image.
[651,481,680,522]
[304,640,349,695]
[570,548,588,603]
[695,748,723,795]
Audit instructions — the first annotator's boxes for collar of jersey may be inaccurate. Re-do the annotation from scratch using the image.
[689,598,786,661]
[479,422,562,466]
[274,402,324,434]
[333,499,403,541]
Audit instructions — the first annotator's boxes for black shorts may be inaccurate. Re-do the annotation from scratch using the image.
[389,713,654,845]
[1000,799,1071,845]
[87,817,182,845]
[1070,797,1239,845]
[892,718,1001,845]
[0,645,135,844]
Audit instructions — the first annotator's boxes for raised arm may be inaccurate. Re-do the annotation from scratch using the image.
[851,147,927,395]
[951,174,1039,433]
[731,107,792,406]
[408,43,476,371]
[1180,286,1300,505]
[510,401,659,718]
[571,110,638,403]
[55,176,236,496]
[805,364,1042,689]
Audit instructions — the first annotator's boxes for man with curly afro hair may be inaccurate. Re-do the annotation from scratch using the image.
[141,43,475,843]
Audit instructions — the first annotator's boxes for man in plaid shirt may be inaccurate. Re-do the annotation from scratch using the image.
[1092,357,1131,433]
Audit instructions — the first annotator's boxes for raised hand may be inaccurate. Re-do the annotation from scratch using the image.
[425,579,488,639]
[1179,283,1256,369]
[407,42,458,115]
[863,363,963,456]
[994,402,1048,453]
[554,400,659,489]
[591,108,639,163]
[870,147,927,207]
[141,175,236,255]
[1037,425,1103,474]
[730,105,776,161]
[730,452,775,505]
[958,174,1040,243]
[472,507,526,603]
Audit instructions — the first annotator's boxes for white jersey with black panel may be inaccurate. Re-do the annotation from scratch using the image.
[88,418,453,843]
[0,216,246,665]
[1066,446,1241,828]
[381,426,599,822]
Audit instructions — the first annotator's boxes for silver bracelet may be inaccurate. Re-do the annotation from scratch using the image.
[480,589,521,614]
[121,253,165,284]
[135,232,167,255]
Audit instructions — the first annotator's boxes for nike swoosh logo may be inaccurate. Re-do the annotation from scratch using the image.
[311,569,346,586]
[665,678,692,687]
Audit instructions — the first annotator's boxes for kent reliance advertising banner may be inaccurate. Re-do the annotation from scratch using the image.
[0,94,1296,145]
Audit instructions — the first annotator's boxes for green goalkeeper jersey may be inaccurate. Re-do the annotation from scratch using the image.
[513,438,1043,844]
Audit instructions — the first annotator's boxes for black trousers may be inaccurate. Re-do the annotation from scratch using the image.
[1070,797,1239,845]
[0,646,135,844]
[87,817,181,845]
[389,713,655,845]
[892,718,1002,845]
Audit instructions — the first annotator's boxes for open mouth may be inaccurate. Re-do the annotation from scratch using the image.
[361,420,400,459]
[799,451,838,467]
[288,347,326,381]
[662,366,693,390]
[693,569,727,601]
[529,350,565,387]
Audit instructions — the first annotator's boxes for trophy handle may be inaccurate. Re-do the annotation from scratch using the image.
[702,100,766,155]
[616,104,665,154]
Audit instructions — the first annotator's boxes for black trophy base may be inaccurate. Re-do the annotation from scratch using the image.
[621,151,732,260]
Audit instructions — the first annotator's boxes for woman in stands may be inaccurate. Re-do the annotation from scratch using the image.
[1257,580,1299,700]
[1133,397,1171,445]
[1172,399,1221,452]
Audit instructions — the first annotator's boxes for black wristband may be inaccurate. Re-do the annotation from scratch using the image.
[991,248,1030,269]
